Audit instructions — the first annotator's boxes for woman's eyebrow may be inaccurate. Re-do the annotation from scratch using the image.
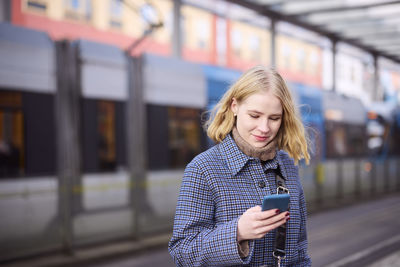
[247,109,263,114]
[248,109,282,116]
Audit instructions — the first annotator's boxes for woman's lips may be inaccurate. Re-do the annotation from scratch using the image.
[253,134,268,142]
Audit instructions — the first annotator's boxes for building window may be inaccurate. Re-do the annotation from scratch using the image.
[310,50,319,75]
[195,19,208,49]
[249,35,260,61]
[282,43,291,69]
[26,0,47,13]
[64,0,92,22]
[110,0,123,28]
[297,48,306,72]
[232,29,242,57]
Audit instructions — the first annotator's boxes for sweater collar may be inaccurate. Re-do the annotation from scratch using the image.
[219,133,287,179]
[231,127,277,161]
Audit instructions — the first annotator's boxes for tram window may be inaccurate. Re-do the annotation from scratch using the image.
[346,125,366,157]
[147,105,205,170]
[82,99,126,173]
[325,122,347,158]
[24,92,56,175]
[0,91,23,178]
[0,90,56,178]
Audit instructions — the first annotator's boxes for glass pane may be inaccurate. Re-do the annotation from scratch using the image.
[146,105,204,170]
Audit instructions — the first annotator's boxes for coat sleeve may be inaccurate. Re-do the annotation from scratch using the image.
[168,161,253,266]
[297,185,312,267]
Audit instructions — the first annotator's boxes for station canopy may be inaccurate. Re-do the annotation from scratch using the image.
[226,0,400,63]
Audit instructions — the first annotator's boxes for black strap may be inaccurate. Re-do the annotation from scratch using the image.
[274,173,289,265]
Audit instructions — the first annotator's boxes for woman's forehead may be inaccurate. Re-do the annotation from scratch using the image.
[240,91,283,112]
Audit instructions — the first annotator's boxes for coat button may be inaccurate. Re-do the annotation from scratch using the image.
[258,180,266,188]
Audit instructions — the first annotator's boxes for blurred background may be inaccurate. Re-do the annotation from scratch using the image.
[0,0,399,266]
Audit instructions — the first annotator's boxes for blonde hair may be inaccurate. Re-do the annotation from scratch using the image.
[205,65,310,165]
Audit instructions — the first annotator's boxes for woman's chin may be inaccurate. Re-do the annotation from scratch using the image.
[252,142,268,148]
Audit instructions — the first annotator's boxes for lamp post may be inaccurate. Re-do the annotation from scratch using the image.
[121,1,164,54]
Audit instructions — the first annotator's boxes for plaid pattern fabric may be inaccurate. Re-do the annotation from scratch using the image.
[168,134,311,267]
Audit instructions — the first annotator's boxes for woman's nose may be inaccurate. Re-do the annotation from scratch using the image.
[258,120,270,133]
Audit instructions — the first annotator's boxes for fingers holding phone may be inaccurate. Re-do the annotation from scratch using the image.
[237,205,289,242]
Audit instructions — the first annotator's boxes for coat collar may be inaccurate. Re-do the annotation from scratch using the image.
[219,134,288,179]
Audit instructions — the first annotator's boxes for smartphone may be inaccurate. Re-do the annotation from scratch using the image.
[262,194,290,212]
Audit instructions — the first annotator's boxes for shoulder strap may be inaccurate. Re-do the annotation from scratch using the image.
[274,172,289,266]
[276,173,289,195]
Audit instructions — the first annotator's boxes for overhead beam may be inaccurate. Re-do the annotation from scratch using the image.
[305,11,400,26]
[325,16,400,31]
[225,0,400,64]
[376,44,400,50]
[341,28,400,38]
[286,0,400,17]
[326,21,397,33]
[346,31,400,40]
[363,37,400,45]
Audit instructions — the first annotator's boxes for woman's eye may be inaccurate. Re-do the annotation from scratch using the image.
[270,117,281,121]
[249,114,259,118]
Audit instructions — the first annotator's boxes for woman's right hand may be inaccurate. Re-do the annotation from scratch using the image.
[237,205,289,242]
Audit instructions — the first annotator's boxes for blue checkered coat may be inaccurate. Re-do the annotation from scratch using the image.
[168,134,311,266]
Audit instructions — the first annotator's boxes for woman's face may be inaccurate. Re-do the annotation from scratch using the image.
[231,90,283,148]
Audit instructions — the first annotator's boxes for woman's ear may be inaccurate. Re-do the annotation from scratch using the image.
[231,98,238,115]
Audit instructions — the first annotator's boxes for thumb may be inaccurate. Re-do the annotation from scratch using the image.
[247,205,262,213]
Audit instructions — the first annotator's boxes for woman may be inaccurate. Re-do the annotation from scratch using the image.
[168,66,311,266]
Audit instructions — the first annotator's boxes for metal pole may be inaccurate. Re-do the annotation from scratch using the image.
[55,41,82,254]
[1,0,11,22]
[384,159,389,193]
[332,39,337,92]
[373,54,380,101]
[270,19,276,69]
[355,159,361,197]
[337,158,343,200]
[370,160,376,196]
[397,158,400,191]
[127,55,148,238]
[172,0,182,58]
